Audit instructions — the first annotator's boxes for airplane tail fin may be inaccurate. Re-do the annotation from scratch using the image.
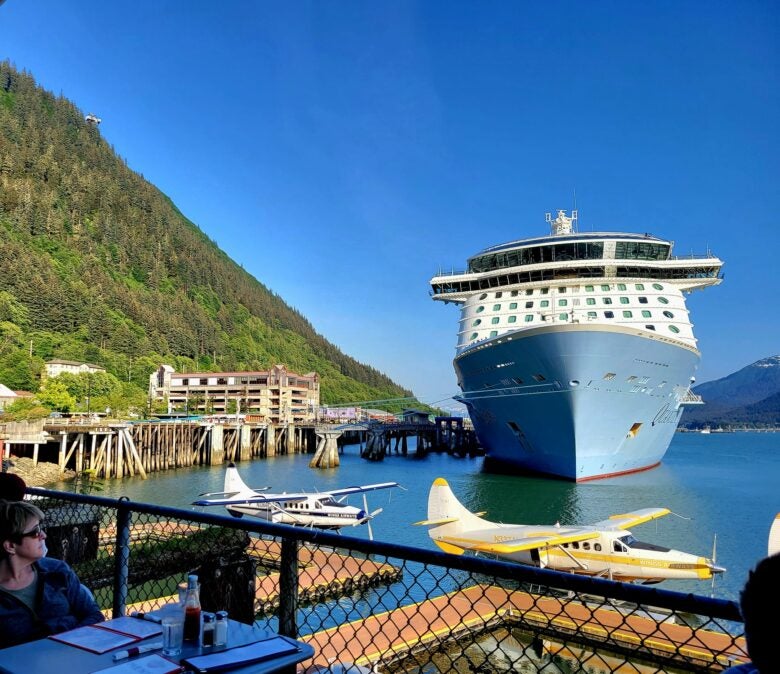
[224,462,253,495]
[769,513,780,556]
[414,478,493,554]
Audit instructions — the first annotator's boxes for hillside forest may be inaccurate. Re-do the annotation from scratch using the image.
[0,62,417,419]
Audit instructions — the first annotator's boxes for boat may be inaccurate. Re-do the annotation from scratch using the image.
[429,210,723,480]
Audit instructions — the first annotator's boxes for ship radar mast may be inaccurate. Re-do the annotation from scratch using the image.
[545,209,578,236]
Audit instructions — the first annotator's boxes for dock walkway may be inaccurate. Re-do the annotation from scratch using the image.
[300,584,745,671]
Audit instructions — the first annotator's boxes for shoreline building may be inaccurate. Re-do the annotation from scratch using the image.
[149,365,320,424]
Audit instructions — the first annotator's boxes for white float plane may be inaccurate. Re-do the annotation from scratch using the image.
[769,513,780,556]
[192,463,399,534]
[415,478,725,583]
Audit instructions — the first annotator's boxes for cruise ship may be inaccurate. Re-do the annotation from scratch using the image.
[430,210,723,481]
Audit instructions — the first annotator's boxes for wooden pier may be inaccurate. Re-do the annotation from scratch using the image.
[299,584,746,672]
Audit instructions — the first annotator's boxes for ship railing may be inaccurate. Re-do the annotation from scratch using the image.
[27,487,745,673]
[680,390,704,405]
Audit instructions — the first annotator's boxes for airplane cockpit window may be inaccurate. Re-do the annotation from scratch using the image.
[319,497,348,508]
[613,540,627,553]
[620,534,637,547]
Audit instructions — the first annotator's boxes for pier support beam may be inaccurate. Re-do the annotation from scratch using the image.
[211,425,225,465]
[309,430,341,468]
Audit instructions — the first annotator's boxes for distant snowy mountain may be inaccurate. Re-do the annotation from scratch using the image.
[681,356,780,427]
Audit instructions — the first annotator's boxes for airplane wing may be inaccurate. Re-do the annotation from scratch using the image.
[192,493,309,507]
[441,528,600,555]
[591,508,671,531]
[325,482,400,498]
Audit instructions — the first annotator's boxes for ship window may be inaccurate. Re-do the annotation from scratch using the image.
[493,304,501,311]
[495,292,503,298]
[623,310,633,318]
[653,283,663,290]
[620,297,629,304]
[558,299,568,307]
[558,287,566,293]
[669,325,680,333]
[472,319,482,326]
[586,298,596,305]
[476,306,485,313]
[603,373,616,380]
[508,316,517,323]
[585,285,594,292]
[470,333,478,340]
[617,283,627,291]
[559,313,568,320]
[524,315,533,322]
[541,288,549,294]
[510,290,519,297]
[638,296,648,304]
[512,377,524,385]
[533,374,546,382]
[525,301,533,308]
[587,311,597,318]
[635,283,645,290]
[641,310,651,318]
[602,297,613,305]
[604,311,614,318]
[645,324,656,330]
[479,293,487,300]
[663,310,674,318]
[540,300,549,307]
[627,375,637,382]
[491,317,500,324]
[658,297,669,304]
[601,284,610,291]
[510,302,518,309]
[490,330,498,337]
[526,289,534,295]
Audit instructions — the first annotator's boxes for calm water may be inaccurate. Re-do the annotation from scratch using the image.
[55,432,779,603]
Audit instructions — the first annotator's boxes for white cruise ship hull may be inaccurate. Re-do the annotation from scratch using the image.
[455,325,699,481]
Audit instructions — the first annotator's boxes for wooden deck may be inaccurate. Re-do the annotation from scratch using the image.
[299,584,746,671]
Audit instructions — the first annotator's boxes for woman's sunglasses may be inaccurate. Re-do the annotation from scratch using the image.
[18,523,46,540]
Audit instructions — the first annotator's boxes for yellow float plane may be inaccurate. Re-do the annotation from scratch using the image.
[415,478,725,583]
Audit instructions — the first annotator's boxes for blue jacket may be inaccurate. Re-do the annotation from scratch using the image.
[0,557,104,649]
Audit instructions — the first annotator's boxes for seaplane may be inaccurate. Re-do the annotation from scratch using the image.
[415,478,725,583]
[192,463,399,536]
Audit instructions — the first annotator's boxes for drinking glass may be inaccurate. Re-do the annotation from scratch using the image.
[161,614,184,657]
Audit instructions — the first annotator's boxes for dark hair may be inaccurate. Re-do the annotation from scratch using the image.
[0,501,45,559]
[740,552,780,673]
[0,473,26,501]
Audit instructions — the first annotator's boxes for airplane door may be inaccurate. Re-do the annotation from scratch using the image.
[530,548,549,568]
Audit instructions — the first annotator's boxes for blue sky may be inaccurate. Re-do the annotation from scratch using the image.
[1,2,778,407]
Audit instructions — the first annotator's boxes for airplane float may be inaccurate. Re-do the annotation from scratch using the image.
[192,463,399,537]
[415,478,725,583]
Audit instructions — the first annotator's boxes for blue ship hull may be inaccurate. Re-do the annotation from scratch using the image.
[454,325,699,480]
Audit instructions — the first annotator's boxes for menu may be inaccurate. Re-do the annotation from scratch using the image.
[91,654,183,674]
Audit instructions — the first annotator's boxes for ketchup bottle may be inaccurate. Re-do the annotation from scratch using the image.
[182,574,201,642]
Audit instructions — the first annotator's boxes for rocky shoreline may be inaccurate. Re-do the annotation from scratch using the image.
[2,456,75,488]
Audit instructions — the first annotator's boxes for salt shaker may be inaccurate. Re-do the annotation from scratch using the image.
[214,610,228,647]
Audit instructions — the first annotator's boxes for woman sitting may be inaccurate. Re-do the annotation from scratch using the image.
[0,501,104,648]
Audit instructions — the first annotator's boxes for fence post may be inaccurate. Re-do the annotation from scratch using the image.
[278,538,299,638]
[112,496,132,618]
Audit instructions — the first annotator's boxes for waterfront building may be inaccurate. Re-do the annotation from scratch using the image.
[0,383,17,410]
[149,364,320,423]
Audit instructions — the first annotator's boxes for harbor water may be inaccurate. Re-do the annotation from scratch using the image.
[56,431,780,603]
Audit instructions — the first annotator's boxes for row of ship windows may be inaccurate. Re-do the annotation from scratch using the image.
[479,283,665,301]
[475,296,671,313]
[469,318,682,340]
[472,309,675,326]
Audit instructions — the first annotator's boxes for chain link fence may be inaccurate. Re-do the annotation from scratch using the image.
[29,487,746,673]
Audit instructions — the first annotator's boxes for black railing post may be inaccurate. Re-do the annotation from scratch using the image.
[112,496,132,618]
[278,537,299,638]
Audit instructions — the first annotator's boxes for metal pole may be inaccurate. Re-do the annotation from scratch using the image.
[278,538,299,639]
[112,497,132,618]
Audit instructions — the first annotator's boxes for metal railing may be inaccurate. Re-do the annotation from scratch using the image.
[28,487,745,673]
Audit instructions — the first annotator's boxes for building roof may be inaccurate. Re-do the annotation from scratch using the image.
[0,383,17,397]
[46,359,105,370]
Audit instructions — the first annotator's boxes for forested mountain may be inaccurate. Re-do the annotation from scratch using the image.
[680,356,780,428]
[0,62,413,413]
